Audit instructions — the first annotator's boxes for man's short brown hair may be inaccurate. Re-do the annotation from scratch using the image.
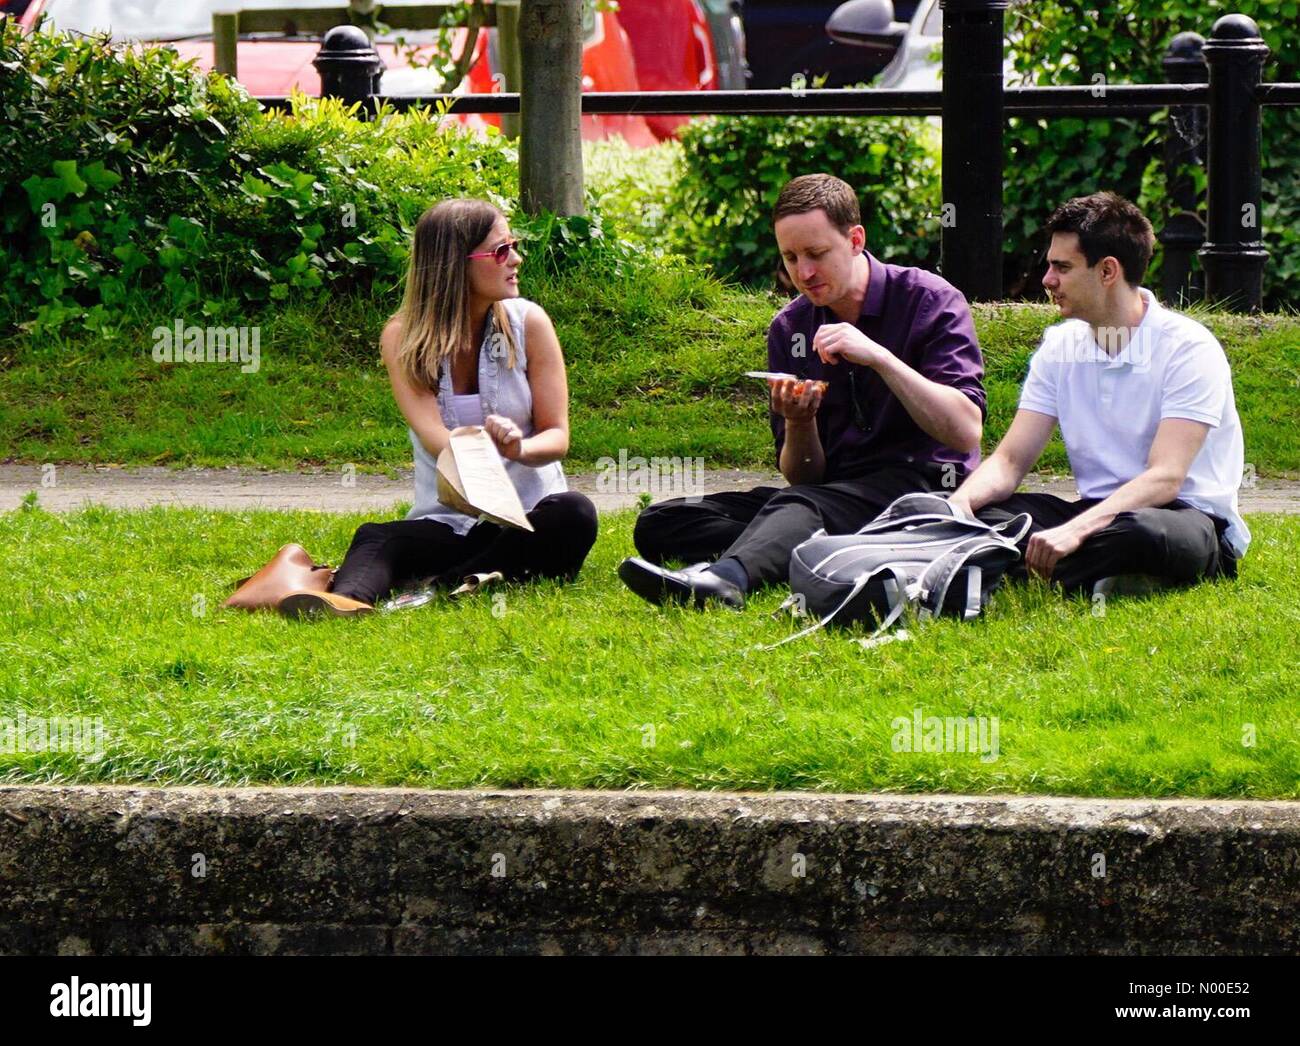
[1044,191,1155,286]
[773,174,862,233]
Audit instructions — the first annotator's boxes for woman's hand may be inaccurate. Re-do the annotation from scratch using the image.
[483,414,525,460]
[770,377,826,423]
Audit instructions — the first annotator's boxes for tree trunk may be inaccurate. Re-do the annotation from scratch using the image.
[518,0,584,215]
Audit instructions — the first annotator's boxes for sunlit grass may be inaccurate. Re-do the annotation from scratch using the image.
[2,504,1297,797]
[2,285,1296,475]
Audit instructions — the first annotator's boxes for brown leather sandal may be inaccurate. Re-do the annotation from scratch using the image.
[276,591,375,619]
[224,543,336,611]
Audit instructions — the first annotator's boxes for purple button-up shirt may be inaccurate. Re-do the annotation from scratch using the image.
[766,252,986,482]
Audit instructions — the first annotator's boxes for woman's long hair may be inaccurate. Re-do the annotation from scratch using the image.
[394,198,518,393]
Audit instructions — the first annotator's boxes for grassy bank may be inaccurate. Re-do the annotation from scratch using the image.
[2,272,1298,475]
[1,504,1297,797]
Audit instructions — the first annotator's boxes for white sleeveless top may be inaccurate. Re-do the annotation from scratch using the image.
[406,296,568,534]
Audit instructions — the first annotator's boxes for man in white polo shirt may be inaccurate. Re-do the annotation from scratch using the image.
[948,191,1247,594]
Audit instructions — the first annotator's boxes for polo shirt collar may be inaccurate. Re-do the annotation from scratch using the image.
[860,251,887,318]
[1103,287,1158,370]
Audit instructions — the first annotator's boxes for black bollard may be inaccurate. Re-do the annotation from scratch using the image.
[1158,31,1207,306]
[939,0,1009,302]
[312,24,384,114]
[1198,14,1268,312]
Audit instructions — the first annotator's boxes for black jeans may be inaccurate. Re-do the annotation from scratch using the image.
[331,491,598,606]
[631,463,950,588]
[974,493,1237,594]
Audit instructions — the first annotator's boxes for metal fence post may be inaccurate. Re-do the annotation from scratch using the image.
[312,24,384,115]
[941,1,1008,301]
[939,0,1008,302]
[1158,31,1206,306]
[1199,14,1268,312]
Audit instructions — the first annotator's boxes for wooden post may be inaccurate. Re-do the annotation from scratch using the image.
[519,0,584,216]
[497,0,523,140]
[213,11,239,79]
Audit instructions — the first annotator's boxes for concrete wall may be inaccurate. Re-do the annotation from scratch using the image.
[2,786,1298,955]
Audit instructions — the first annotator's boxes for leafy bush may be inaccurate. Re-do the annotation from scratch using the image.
[1003,0,1300,307]
[0,23,525,334]
[0,22,261,332]
[668,107,941,287]
[583,137,684,246]
[212,92,518,302]
[512,208,677,280]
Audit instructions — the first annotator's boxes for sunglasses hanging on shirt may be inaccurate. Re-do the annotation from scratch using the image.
[849,365,873,433]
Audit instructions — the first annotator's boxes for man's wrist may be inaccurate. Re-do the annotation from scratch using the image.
[1062,513,1106,543]
[861,341,895,374]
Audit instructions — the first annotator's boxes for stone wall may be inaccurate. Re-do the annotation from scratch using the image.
[2,786,1297,954]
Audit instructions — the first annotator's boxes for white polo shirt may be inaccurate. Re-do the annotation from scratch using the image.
[1019,288,1250,557]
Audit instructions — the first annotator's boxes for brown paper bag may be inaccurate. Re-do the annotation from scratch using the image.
[436,425,534,531]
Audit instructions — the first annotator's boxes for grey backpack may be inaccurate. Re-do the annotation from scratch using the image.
[771,493,1033,646]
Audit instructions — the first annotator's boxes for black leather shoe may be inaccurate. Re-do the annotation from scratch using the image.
[618,557,745,610]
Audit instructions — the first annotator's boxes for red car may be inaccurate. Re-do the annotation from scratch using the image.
[615,0,718,140]
[19,0,733,144]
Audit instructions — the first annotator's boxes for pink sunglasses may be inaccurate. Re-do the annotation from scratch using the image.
[466,239,523,264]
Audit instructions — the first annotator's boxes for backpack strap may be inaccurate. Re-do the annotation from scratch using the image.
[870,492,961,525]
[991,511,1034,545]
[921,540,997,620]
[919,513,1033,618]
[755,565,915,651]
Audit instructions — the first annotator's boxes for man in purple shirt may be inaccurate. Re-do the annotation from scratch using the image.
[619,173,987,609]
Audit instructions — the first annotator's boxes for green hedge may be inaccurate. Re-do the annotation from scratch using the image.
[668,110,941,286]
[659,2,1300,304]
[1002,0,1300,306]
[0,22,526,334]
[0,23,670,338]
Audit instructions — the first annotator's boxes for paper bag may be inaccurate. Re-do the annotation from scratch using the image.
[436,425,534,531]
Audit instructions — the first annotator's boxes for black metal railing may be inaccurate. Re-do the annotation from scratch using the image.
[259,83,1232,116]
[256,7,1298,311]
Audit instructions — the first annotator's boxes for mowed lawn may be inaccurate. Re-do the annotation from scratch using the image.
[3,289,1298,477]
[1,504,1297,799]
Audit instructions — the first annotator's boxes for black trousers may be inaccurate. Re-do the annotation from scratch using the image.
[632,464,948,588]
[974,493,1237,593]
[331,491,598,606]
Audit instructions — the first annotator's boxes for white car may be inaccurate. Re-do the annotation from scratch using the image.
[827,0,1012,90]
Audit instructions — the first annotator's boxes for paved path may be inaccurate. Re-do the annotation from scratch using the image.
[3,464,1298,514]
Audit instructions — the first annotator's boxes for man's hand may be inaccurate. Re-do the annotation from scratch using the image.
[770,377,826,423]
[483,413,525,461]
[1025,523,1086,580]
[946,494,976,522]
[812,322,888,368]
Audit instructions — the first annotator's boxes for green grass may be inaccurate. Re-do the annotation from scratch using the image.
[3,275,1297,475]
[3,504,1298,798]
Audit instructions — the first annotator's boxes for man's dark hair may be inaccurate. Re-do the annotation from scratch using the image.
[774,174,861,233]
[1044,192,1155,286]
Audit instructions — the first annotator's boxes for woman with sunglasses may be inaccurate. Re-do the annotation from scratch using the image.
[255,198,598,617]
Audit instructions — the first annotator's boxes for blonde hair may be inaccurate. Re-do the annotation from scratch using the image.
[393,198,518,392]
